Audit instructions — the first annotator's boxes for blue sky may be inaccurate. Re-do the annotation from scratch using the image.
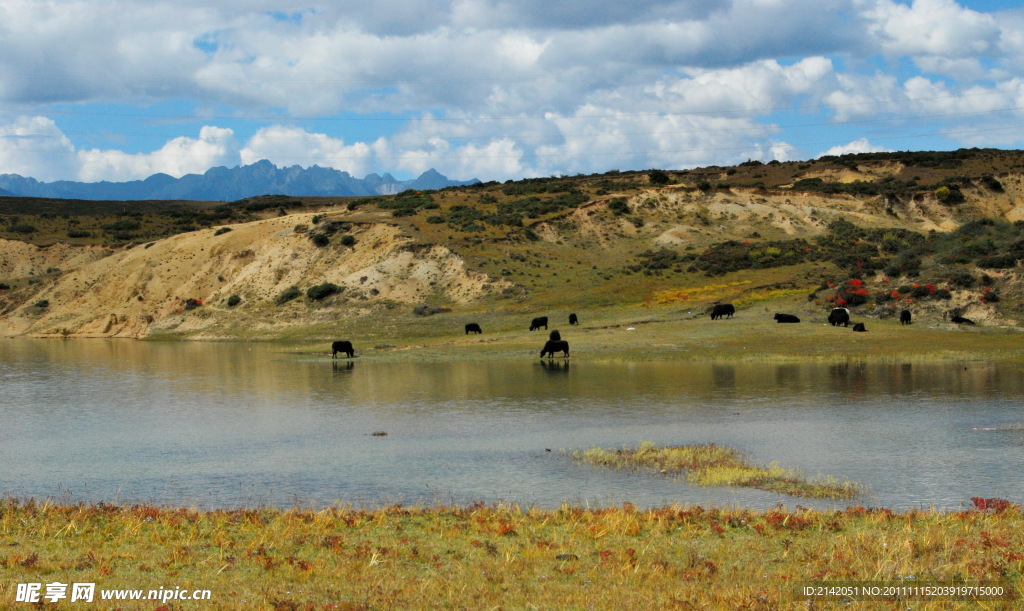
[2,0,1024,183]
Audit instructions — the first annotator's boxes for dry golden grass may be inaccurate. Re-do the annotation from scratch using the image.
[573,442,861,499]
[1,499,1021,609]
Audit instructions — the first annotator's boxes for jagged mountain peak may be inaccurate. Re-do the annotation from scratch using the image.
[0,161,478,201]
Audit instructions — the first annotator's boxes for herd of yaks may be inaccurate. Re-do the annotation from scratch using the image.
[330,304,978,360]
[331,312,581,360]
[714,302,977,332]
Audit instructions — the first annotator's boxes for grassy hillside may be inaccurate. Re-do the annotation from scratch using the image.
[1,148,1023,349]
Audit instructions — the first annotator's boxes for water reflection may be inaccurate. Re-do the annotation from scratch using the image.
[538,360,569,374]
[1,339,1022,510]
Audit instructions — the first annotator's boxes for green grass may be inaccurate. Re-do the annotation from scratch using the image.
[573,442,862,499]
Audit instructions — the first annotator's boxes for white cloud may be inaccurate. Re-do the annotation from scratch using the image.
[76,126,239,182]
[2,1,1024,182]
[240,126,374,175]
[0,116,77,182]
[819,138,890,157]
[863,0,1000,58]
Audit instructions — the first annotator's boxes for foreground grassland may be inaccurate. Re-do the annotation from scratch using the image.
[573,442,861,499]
[1,500,1021,609]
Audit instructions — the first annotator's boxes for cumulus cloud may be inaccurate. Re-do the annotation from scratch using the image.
[2,1,1024,182]
[76,126,239,182]
[240,126,375,175]
[0,116,78,182]
[819,138,890,157]
[863,0,1000,59]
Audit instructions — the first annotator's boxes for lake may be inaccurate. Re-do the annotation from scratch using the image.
[1,340,1022,511]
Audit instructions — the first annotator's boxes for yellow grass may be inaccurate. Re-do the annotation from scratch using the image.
[1,499,1020,609]
[573,442,862,499]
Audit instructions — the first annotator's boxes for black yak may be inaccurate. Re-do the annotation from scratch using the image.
[774,313,800,323]
[530,316,548,331]
[852,322,867,332]
[900,310,912,325]
[569,313,579,325]
[465,323,482,334]
[331,340,355,358]
[549,330,561,341]
[828,307,850,327]
[540,340,569,358]
[711,303,735,320]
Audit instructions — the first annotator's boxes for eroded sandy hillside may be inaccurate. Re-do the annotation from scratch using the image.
[0,212,511,338]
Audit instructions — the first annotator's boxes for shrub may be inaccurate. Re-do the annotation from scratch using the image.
[102,220,141,232]
[306,283,341,301]
[976,254,1017,269]
[413,305,451,316]
[276,286,301,305]
[226,295,241,307]
[608,197,629,215]
[309,233,330,247]
[214,227,232,236]
[340,235,356,246]
[980,175,1004,192]
[980,290,1000,303]
[935,185,964,204]
[67,229,92,238]
[34,299,49,308]
[648,169,671,185]
[10,224,37,234]
[948,271,976,288]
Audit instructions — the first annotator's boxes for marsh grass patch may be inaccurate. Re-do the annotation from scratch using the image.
[572,441,861,499]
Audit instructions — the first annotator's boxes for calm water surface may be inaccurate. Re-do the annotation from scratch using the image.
[2,340,1022,510]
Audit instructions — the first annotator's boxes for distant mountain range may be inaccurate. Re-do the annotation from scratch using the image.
[0,160,478,201]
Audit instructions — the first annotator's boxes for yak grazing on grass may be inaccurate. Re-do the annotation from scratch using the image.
[900,310,912,325]
[774,313,800,323]
[710,303,735,320]
[530,316,549,331]
[465,323,482,334]
[540,340,570,358]
[331,340,355,359]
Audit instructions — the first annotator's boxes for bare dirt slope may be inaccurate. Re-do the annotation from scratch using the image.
[0,212,510,338]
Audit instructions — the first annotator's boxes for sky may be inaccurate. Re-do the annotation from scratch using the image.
[3,0,1024,183]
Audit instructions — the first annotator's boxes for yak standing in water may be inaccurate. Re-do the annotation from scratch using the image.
[540,340,569,358]
[331,340,355,359]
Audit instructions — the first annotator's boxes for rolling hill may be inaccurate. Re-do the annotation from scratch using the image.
[1,148,1023,343]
